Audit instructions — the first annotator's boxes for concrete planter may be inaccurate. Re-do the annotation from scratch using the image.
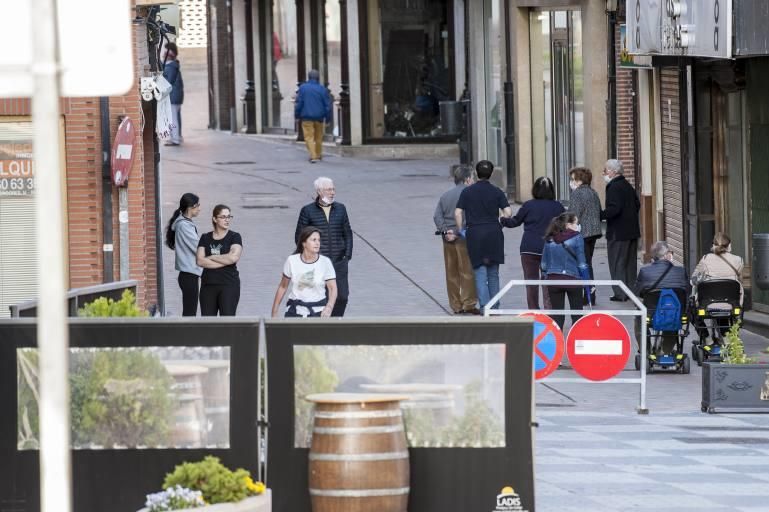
[138,491,271,512]
[702,362,769,413]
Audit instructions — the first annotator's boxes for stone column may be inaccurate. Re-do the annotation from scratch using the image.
[242,0,257,133]
[338,0,351,144]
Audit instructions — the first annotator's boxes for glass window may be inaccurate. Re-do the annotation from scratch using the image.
[366,0,453,139]
[17,346,231,450]
[272,0,298,130]
[529,10,584,200]
[293,344,506,448]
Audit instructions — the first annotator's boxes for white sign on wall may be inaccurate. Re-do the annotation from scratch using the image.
[0,0,133,98]
[627,0,732,58]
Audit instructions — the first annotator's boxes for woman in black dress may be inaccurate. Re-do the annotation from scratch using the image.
[196,204,243,316]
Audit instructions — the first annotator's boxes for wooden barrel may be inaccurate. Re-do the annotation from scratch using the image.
[306,393,410,512]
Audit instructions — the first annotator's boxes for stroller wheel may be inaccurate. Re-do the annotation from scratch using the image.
[691,345,698,361]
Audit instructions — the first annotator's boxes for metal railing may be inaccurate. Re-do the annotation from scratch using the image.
[9,280,139,318]
[484,279,648,414]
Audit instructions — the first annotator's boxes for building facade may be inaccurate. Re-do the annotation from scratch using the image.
[627,0,769,311]
[0,4,163,316]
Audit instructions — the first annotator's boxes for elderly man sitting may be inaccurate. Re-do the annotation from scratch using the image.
[634,241,690,353]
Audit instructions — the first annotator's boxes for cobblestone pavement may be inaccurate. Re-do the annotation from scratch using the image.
[161,56,769,511]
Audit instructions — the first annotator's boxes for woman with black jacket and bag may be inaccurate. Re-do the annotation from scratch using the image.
[501,176,564,309]
[541,212,590,331]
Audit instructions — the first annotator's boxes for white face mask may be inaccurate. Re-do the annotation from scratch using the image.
[321,196,334,205]
[569,223,581,232]
[569,180,578,191]
[603,174,613,184]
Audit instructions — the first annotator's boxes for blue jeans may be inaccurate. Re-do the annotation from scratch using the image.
[474,264,500,309]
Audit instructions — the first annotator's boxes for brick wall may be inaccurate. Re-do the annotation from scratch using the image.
[615,21,636,187]
[0,8,160,311]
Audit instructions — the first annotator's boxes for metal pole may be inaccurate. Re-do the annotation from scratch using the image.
[119,187,130,280]
[31,0,72,510]
[100,97,114,282]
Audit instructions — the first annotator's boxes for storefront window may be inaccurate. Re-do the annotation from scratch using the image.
[325,0,342,137]
[484,0,503,167]
[365,0,453,139]
[272,0,298,131]
[530,10,584,200]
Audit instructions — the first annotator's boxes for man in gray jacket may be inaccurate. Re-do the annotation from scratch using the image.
[434,165,479,314]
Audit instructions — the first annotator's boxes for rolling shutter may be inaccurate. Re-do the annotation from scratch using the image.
[0,121,37,317]
[660,67,685,263]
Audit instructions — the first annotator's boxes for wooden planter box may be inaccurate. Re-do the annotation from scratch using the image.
[702,362,769,413]
[138,491,271,512]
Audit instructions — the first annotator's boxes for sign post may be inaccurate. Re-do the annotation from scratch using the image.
[111,117,136,281]
[1,2,133,512]
[30,1,71,511]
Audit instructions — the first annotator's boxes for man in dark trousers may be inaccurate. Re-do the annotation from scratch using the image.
[454,161,512,310]
[600,159,641,301]
[295,69,332,163]
[295,177,353,316]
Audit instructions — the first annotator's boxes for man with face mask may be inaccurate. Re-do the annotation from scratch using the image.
[295,177,353,316]
[600,159,641,301]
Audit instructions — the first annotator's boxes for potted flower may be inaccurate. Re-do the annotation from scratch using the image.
[702,321,769,413]
[139,456,270,512]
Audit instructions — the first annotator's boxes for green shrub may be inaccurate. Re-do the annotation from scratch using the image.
[70,349,173,447]
[78,289,147,317]
[163,456,261,504]
[723,321,756,365]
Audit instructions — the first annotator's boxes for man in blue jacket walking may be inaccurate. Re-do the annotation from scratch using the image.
[295,69,332,163]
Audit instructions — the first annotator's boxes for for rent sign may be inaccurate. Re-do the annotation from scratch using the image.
[0,138,34,197]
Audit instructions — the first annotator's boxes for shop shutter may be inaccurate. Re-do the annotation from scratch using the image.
[660,67,685,263]
[0,197,37,317]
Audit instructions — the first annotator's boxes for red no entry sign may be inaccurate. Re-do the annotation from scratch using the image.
[111,117,135,187]
[520,312,564,380]
[566,313,631,381]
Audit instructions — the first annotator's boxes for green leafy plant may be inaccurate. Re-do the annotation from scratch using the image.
[70,349,173,447]
[163,456,264,505]
[722,321,756,365]
[78,289,147,317]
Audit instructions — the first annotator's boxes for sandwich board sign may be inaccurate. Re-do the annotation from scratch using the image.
[0,0,133,97]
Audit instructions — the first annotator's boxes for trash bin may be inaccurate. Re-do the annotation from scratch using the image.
[753,233,769,290]
[439,101,462,136]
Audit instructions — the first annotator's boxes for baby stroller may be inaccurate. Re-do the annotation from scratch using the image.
[635,288,691,374]
[689,279,743,366]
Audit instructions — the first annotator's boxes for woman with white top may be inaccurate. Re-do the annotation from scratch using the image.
[271,226,338,317]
